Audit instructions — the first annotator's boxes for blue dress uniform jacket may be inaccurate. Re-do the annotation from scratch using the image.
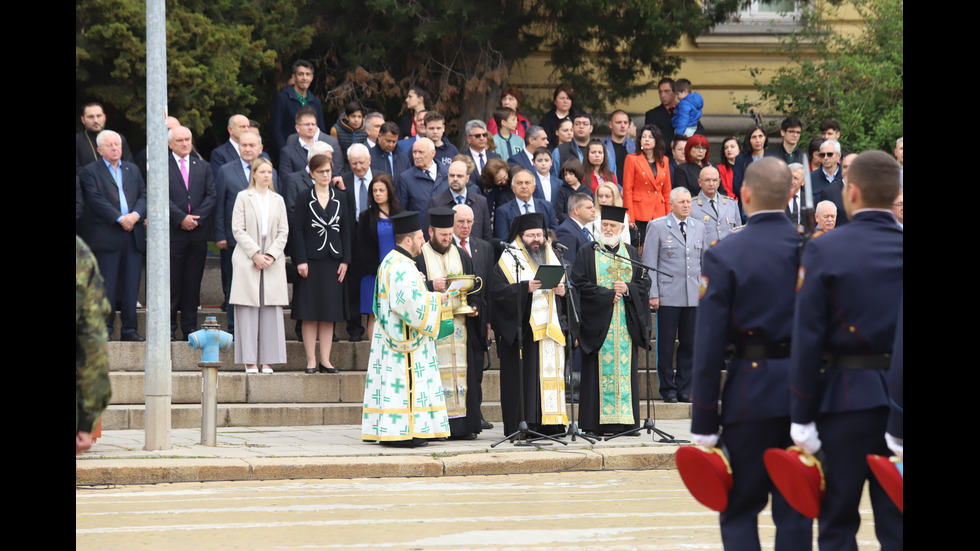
[691,210,811,549]
[691,192,742,245]
[790,209,903,550]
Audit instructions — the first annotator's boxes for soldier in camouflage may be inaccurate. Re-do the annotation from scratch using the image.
[76,236,112,454]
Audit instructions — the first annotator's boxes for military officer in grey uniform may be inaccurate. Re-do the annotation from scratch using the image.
[642,187,705,403]
[691,166,741,245]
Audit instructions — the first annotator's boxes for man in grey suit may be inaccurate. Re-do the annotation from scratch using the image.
[463,119,501,188]
[642,187,706,403]
[691,166,742,245]
[279,105,345,177]
[214,131,277,331]
[508,125,549,172]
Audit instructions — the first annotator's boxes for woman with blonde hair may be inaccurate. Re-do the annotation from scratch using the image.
[229,157,289,374]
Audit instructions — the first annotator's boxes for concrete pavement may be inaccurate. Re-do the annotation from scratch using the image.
[76,421,695,485]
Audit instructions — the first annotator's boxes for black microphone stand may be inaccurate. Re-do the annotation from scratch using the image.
[492,246,567,448]
[552,244,596,444]
[589,243,686,443]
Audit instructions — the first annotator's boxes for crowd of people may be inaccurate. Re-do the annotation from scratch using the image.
[76,61,903,548]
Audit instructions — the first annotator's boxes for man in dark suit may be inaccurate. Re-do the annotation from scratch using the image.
[452,203,495,430]
[337,143,373,341]
[210,114,270,174]
[493,168,558,241]
[463,120,501,188]
[644,79,678,146]
[268,59,326,155]
[370,122,411,178]
[279,106,345,177]
[79,130,147,341]
[508,125,549,172]
[214,131,277,331]
[810,140,849,226]
[397,137,448,213]
[428,160,492,242]
[555,113,592,174]
[168,126,216,339]
[554,193,596,268]
[789,151,903,550]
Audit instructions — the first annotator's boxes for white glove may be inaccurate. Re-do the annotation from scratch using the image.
[790,422,822,455]
[885,433,903,461]
[691,433,719,448]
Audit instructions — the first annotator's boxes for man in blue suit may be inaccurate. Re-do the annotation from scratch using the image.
[168,126,216,340]
[396,137,448,213]
[79,130,147,341]
[427,160,492,242]
[810,140,849,226]
[214,131,277,332]
[493,168,558,241]
[690,158,812,550]
[370,122,412,178]
[554,193,596,268]
[790,150,903,550]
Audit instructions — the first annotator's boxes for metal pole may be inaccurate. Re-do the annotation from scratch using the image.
[144,0,172,450]
[200,365,219,446]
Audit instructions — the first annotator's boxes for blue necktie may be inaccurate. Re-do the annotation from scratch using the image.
[583,227,592,241]
[523,202,531,214]
[456,195,464,205]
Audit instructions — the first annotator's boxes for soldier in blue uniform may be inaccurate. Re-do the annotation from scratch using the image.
[789,150,903,550]
[690,158,812,550]
[691,166,742,245]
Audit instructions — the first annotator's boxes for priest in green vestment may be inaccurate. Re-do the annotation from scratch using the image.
[361,211,455,448]
[570,205,652,436]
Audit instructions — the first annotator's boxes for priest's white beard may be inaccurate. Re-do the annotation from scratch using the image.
[599,232,620,248]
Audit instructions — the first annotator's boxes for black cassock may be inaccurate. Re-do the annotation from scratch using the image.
[491,259,568,436]
[570,242,652,435]
[416,245,484,437]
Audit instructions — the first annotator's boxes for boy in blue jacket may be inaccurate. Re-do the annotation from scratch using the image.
[671,79,704,138]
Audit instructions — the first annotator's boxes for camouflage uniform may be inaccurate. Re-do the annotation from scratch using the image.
[76,236,112,433]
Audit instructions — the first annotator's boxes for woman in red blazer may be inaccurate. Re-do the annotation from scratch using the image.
[622,125,671,245]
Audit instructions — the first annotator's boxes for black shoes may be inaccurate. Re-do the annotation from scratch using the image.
[120,332,144,342]
[481,418,494,430]
[663,393,678,403]
[318,363,339,374]
[678,394,692,403]
[380,438,429,448]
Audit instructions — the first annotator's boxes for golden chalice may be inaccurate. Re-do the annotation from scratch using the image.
[445,274,483,315]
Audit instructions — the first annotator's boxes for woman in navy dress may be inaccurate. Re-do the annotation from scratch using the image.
[355,174,402,339]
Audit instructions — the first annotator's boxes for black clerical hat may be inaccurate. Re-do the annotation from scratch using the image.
[427,207,456,229]
[600,205,628,223]
[508,212,545,241]
[392,211,421,235]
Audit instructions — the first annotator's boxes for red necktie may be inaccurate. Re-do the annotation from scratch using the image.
[460,239,471,257]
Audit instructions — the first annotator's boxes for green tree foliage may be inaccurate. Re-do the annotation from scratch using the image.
[302,0,738,142]
[735,0,903,152]
[76,0,312,138]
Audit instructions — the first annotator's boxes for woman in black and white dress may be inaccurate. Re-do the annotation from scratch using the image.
[290,153,350,374]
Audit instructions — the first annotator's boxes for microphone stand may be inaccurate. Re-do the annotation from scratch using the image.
[553,244,596,444]
[492,246,567,448]
[590,243,685,443]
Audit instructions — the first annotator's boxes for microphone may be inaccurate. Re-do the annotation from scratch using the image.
[552,242,569,252]
[491,238,519,251]
[591,241,602,250]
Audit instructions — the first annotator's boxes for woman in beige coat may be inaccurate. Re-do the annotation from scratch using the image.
[229,157,290,373]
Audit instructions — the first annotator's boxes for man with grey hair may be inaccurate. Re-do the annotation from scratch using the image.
[336,141,373,341]
[642,186,705,403]
[168,125,216,340]
[509,125,549,172]
[814,200,838,233]
[811,139,848,226]
[464,119,501,186]
[76,102,136,175]
[79,129,147,341]
[364,112,384,149]
[785,163,805,227]
[493,168,558,241]
[397,137,448,213]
